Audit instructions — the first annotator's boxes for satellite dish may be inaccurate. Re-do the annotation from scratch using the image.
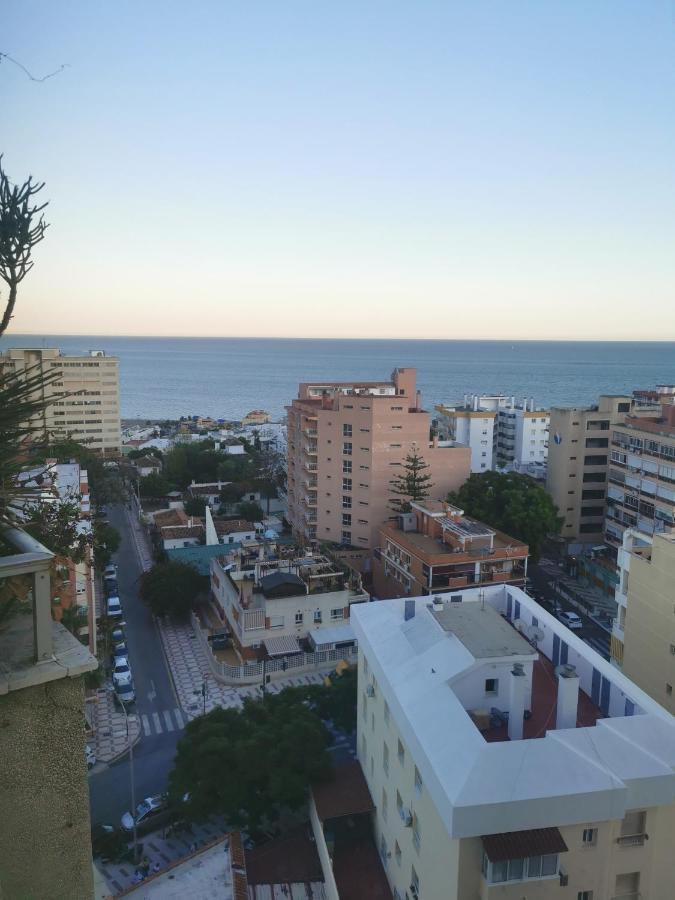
[513,618,526,633]
[526,624,545,645]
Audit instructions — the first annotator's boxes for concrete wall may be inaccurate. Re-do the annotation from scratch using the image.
[0,676,94,900]
[308,796,340,900]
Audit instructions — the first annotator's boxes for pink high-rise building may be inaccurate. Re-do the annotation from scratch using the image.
[286,368,471,548]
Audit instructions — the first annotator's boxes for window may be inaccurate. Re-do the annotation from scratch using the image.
[341,530,351,543]
[412,812,421,851]
[313,610,322,623]
[343,460,352,473]
[667,683,673,696]
[583,472,606,482]
[342,513,352,526]
[485,678,499,695]
[414,766,423,795]
[343,441,352,455]
[383,742,389,775]
[342,477,352,491]
[342,496,352,508]
[582,827,597,846]
[396,790,403,814]
[411,866,419,896]
[397,739,405,766]
[379,833,388,863]
[585,454,608,466]
[295,612,303,625]
[484,853,559,884]
[331,607,345,620]
[343,424,352,436]
[578,892,593,900]
[382,787,388,821]
[394,841,401,865]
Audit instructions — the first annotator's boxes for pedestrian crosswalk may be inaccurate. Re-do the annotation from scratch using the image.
[141,708,185,736]
[583,635,610,659]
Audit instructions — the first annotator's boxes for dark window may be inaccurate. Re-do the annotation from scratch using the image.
[586,420,609,430]
[585,455,608,466]
[583,472,606,483]
[580,523,601,533]
[582,489,605,500]
[586,437,609,449]
[618,402,630,413]
[581,506,604,517]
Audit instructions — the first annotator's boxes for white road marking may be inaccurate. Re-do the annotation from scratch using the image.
[141,714,151,736]
[163,710,174,731]
[152,712,162,734]
[173,708,184,729]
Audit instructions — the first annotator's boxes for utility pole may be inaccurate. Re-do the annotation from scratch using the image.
[120,701,138,862]
[261,657,267,699]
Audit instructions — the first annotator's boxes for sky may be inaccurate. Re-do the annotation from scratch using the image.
[2,1,675,340]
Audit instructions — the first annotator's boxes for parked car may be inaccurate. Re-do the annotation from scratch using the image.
[114,682,136,708]
[558,610,583,630]
[112,657,133,686]
[111,640,128,660]
[85,744,97,770]
[103,564,118,578]
[107,596,123,618]
[111,625,125,643]
[121,796,171,835]
[104,579,119,597]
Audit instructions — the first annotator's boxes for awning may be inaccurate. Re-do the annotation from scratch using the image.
[308,623,356,649]
[263,634,301,657]
[482,828,568,862]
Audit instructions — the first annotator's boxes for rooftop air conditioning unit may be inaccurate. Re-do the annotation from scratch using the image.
[401,807,413,826]
[366,684,375,698]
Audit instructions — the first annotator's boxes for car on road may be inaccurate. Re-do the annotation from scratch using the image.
[558,610,583,630]
[111,640,128,660]
[107,596,123,618]
[112,657,133,686]
[114,682,136,707]
[104,578,119,597]
[111,624,125,643]
[86,744,97,770]
[103,564,117,578]
[121,796,171,835]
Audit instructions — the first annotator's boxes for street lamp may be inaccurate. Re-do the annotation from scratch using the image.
[119,699,138,862]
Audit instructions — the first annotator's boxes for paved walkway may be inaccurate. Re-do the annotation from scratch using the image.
[158,619,329,720]
[89,687,142,764]
[96,816,227,895]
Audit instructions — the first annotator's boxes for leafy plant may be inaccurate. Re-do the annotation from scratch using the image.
[139,560,204,620]
[389,444,433,514]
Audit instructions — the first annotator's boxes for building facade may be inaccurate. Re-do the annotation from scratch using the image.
[373,500,527,599]
[287,368,471,549]
[0,347,121,456]
[210,553,369,661]
[352,587,675,900]
[611,529,675,716]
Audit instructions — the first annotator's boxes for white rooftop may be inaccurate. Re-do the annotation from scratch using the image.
[120,839,234,899]
[351,586,675,838]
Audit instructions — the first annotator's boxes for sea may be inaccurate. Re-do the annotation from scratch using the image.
[1,335,674,422]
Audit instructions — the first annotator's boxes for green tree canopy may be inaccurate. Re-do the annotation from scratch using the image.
[389,445,433,514]
[448,471,562,562]
[139,472,170,498]
[183,496,205,516]
[168,692,333,834]
[237,500,264,522]
[139,560,204,619]
[127,447,163,461]
[219,482,247,505]
[23,499,90,562]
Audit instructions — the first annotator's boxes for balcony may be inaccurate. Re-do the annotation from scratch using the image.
[303,493,318,508]
[303,428,318,438]
[616,834,646,847]
[303,460,318,473]
[304,443,318,456]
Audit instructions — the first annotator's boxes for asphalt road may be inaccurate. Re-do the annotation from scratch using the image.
[88,504,185,826]
[527,562,611,659]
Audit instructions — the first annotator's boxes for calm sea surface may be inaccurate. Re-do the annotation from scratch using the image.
[2,335,674,421]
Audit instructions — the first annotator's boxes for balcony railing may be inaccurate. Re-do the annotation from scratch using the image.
[303,460,318,473]
[616,833,646,847]
[304,444,318,456]
[611,893,641,900]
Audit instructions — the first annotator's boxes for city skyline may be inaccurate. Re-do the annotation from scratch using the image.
[4,1,675,340]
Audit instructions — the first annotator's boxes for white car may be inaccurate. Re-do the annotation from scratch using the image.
[107,596,123,618]
[103,564,118,578]
[112,657,133,686]
[558,610,583,630]
[85,744,96,770]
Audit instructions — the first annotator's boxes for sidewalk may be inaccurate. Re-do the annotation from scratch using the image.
[158,618,330,720]
[88,687,141,764]
[95,817,227,895]
[125,502,154,573]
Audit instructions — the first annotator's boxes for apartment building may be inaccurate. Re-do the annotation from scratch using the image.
[210,552,369,661]
[0,526,98,899]
[435,395,549,475]
[0,347,121,455]
[546,395,634,547]
[373,499,527,599]
[286,368,471,549]
[606,402,675,549]
[611,529,675,714]
[352,586,675,900]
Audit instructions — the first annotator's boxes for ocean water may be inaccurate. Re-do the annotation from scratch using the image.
[1,335,674,421]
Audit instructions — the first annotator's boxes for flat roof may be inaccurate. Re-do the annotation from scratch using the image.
[431,602,536,660]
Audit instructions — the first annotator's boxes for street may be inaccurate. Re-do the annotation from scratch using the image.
[89,504,185,826]
[527,561,611,660]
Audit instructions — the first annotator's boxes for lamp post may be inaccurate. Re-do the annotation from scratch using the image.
[120,700,138,862]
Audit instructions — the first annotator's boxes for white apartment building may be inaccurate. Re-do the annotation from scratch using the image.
[435,395,549,474]
[210,553,369,661]
[0,347,121,455]
[352,586,675,900]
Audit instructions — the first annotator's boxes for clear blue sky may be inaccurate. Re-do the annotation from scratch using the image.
[3,1,675,339]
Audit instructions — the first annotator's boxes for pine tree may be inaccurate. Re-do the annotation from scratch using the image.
[389,445,434,513]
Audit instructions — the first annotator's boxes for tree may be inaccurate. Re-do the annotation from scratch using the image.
[306,666,357,734]
[219,482,246,506]
[237,500,263,522]
[92,521,121,570]
[389,445,433,513]
[0,156,49,336]
[23,499,90,561]
[139,472,170,498]
[183,496,205,516]
[254,477,278,515]
[448,470,562,562]
[139,560,204,619]
[127,447,163,461]
[168,692,333,835]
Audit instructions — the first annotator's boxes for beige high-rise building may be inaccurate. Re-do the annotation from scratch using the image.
[0,347,121,455]
[611,529,675,711]
[286,368,471,549]
[546,395,633,546]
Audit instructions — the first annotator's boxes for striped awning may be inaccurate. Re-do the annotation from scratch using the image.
[264,634,301,657]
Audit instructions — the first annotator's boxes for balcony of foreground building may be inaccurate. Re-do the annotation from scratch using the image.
[302,459,318,474]
[310,762,392,900]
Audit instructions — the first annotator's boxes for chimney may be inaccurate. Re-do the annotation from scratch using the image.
[556,665,580,729]
[511,396,515,409]
[508,663,527,740]
[404,599,415,621]
[415,390,422,411]
[473,395,479,411]
[529,397,534,412]
[463,393,468,407]
[523,397,527,411]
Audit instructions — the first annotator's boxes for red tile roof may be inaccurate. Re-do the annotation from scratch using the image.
[244,826,323,885]
[161,525,204,540]
[482,827,568,862]
[312,761,374,822]
[214,518,256,535]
